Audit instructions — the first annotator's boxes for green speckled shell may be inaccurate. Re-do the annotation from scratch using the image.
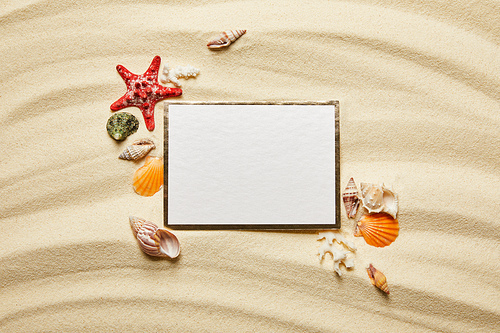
[106,112,139,141]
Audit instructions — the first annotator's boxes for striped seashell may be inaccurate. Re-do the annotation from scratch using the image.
[207,30,246,49]
[133,156,163,197]
[129,216,180,258]
[354,212,399,247]
[360,183,385,214]
[119,138,155,161]
[343,177,360,218]
[366,264,389,294]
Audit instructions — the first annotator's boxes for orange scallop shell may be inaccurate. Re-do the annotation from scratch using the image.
[354,212,399,247]
[367,264,389,294]
[133,156,163,197]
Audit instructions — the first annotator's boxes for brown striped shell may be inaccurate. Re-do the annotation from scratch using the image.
[354,212,399,247]
[342,177,360,218]
[129,216,180,258]
[207,30,246,49]
[366,264,390,294]
[119,138,155,161]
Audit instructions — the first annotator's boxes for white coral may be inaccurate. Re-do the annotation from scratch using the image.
[160,63,200,87]
[317,232,356,276]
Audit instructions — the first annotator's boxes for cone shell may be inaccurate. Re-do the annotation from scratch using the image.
[343,177,360,218]
[354,212,399,247]
[360,183,385,213]
[133,156,163,197]
[366,264,389,294]
[207,30,246,49]
[119,138,155,161]
[129,216,180,258]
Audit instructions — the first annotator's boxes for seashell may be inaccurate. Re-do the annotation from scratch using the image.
[106,112,139,141]
[207,30,246,49]
[354,212,399,247]
[360,183,384,214]
[119,138,155,161]
[129,216,180,258]
[366,264,389,294]
[343,177,360,218]
[133,156,163,196]
[382,186,399,219]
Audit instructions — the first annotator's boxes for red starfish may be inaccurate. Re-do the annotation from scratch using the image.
[110,55,182,131]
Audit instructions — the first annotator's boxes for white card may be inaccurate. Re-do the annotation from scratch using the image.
[165,102,340,229]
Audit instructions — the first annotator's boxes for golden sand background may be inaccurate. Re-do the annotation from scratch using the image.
[1,0,499,331]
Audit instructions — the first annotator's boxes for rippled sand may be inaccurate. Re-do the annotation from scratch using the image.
[1,0,499,331]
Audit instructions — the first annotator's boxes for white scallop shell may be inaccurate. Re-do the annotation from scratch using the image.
[129,216,180,259]
[119,139,155,161]
[207,30,246,49]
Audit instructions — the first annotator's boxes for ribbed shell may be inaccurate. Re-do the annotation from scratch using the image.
[366,264,389,294]
[207,30,246,49]
[119,138,155,161]
[360,183,385,213]
[343,177,360,218]
[133,156,163,197]
[354,212,399,247]
[129,216,180,258]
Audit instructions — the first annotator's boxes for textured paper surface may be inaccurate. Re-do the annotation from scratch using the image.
[167,104,337,227]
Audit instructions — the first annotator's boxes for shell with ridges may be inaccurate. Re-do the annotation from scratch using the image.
[343,177,360,218]
[354,212,399,247]
[207,30,246,49]
[133,156,163,197]
[119,138,155,161]
[129,216,180,258]
[366,264,389,294]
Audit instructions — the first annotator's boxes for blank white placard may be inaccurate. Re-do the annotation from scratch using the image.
[166,103,338,228]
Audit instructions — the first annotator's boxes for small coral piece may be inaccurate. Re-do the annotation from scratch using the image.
[106,112,139,141]
[317,232,356,276]
[110,56,182,131]
[160,64,200,87]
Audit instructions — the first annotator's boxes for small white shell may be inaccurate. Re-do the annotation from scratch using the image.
[207,30,246,49]
[360,183,385,213]
[382,186,399,219]
[129,216,180,259]
[360,183,399,218]
[119,139,155,161]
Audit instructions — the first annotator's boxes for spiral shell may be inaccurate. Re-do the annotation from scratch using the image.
[343,177,360,218]
[129,216,180,258]
[360,183,384,214]
[366,264,389,294]
[119,138,155,161]
[354,212,399,247]
[382,187,398,219]
[207,30,246,49]
[133,156,163,197]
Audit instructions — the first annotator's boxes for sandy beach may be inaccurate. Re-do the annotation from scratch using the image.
[1,0,499,331]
